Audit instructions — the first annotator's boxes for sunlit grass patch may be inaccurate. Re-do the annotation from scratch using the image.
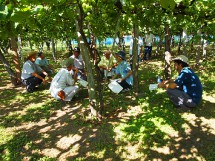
[0,126,14,145]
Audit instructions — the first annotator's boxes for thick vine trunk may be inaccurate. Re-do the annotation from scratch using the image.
[195,30,202,67]
[132,23,139,95]
[202,39,207,61]
[178,34,182,53]
[182,29,188,56]
[156,34,163,56]
[164,26,171,80]
[10,36,21,85]
[0,48,17,84]
[164,26,171,53]
[51,39,56,62]
[76,2,102,120]
[28,38,33,51]
[17,35,24,63]
[159,36,163,50]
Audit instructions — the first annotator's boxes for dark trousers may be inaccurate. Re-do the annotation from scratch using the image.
[22,73,46,90]
[77,68,87,81]
[118,80,131,90]
[144,46,152,60]
[166,89,197,108]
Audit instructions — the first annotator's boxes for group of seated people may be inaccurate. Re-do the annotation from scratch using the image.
[21,47,133,100]
[21,47,202,109]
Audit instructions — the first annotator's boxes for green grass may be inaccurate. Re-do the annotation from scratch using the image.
[0,46,214,160]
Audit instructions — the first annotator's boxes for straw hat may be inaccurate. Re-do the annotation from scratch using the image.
[172,55,189,64]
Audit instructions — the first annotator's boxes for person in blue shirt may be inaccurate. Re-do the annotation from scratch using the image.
[35,52,54,76]
[112,51,133,91]
[158,55,202,109]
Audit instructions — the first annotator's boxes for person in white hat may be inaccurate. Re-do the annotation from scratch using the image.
[21,51,48,93]
[158,55,202,109]
[49,58,79,101]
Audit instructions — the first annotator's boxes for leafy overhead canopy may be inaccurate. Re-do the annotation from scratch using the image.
[0,0,214,44]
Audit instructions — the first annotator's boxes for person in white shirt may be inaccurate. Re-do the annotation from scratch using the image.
[70,47,87,80]
[129,35,143,63]
[49,58,79,102]
[21,51,48,93]
[143,31,154,60]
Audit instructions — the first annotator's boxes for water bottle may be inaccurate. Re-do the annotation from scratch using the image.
[157,76,163,83]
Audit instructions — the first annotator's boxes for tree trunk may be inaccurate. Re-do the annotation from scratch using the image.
[0,48,17,84]
[164,51,171,80]
[132,23,139,95]
[202,39,207,61]
[159,36,163,50]
[17,35,24,63]
[164,26,171,80]
[182,29,188,56]
[164,25,171,53]
[76,2,102,120]
[51,38,56,62]
[178,33,182,53]
[195,30,201,67]
[28,38,33,51]
[190,38,194,51]
[10,36,22,85]
[66,40,73,52]
[156,34,163,56]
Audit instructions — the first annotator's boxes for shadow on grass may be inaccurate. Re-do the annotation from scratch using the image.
[0,98,125,160]
[0,52,214,160]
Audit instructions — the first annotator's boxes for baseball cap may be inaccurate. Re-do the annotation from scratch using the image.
[74,47,80,52]
[172,55,189,64]
[38,51,43,57]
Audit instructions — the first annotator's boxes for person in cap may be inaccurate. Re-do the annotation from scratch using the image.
[35,51,54,76]
[98,50,117,78]
[49,58,79,101]
[21,51,48,93]
[70,47,87,80]
[112,51,133,91]
[158,55,202,109]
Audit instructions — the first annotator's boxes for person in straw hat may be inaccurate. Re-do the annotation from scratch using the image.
[49,58,79,101]
[21,51,48,93]
[158,55,202,109]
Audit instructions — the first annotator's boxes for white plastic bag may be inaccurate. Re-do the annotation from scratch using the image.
[78,79,88,87]
[108,79,123,93]
[149,84,158,91]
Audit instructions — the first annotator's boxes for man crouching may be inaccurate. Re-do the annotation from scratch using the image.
[49,58,79,101]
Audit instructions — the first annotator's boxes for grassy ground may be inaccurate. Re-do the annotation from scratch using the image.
[0,46,214,161]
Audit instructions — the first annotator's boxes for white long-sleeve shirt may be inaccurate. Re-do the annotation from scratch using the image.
[50,68,75,94]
